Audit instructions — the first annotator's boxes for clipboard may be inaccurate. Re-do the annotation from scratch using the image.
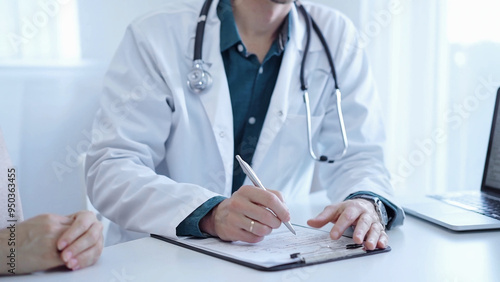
[151,224,390,271]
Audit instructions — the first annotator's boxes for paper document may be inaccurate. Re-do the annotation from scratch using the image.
[152,224,389,270]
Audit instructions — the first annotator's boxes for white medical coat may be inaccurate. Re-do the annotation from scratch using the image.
[86,0,397,245]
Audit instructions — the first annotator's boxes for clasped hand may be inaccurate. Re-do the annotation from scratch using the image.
[11,210,103,274]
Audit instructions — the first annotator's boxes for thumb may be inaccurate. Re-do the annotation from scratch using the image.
[60,215,74,225]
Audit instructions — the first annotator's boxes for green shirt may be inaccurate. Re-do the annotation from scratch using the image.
[176,0,289,237]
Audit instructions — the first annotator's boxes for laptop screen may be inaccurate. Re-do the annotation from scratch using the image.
[483,88,500,192]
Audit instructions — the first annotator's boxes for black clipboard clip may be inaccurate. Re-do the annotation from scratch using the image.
[289,243,364,261]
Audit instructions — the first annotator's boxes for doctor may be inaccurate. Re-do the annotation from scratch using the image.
[86,0,404,249]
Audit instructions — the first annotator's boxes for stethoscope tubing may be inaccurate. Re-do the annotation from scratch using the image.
[194,0,214,61]
[189,0,348,163]
[297,1,347,162]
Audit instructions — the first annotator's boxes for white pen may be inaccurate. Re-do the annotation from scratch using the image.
[235,155,297,235]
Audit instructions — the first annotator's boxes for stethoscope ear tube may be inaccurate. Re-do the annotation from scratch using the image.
[303,91,319,160]
[335,89,349,159]
[304,89,348,164]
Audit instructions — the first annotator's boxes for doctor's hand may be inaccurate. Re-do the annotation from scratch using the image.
[307,199,388,251]
[200,185,290,243]
[57,211,104,270]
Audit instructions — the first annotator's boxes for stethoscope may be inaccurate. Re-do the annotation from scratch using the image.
[186,0,348,163]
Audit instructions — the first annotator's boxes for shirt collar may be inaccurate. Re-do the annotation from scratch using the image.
[217,0,290,53]
[276,15,289,52]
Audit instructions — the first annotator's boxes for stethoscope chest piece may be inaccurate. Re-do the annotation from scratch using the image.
[187,59,213,94]
[188,0,349,163]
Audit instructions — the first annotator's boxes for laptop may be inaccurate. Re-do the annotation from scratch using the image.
[400,87,500,231]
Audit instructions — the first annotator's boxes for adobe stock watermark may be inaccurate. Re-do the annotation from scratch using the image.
[52,75,158,182]
[8,0,73,54]
[52,118,114,182]
[345,0,403,53]
[281,264,319,282]
[391,76,500,186]
[109,268,135,282]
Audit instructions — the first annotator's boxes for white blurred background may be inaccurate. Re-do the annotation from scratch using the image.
[0,0,499,219]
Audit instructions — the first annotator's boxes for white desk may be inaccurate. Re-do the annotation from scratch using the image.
[11,192,500,282]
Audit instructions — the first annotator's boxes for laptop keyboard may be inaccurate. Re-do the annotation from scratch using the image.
[429,194,500,220]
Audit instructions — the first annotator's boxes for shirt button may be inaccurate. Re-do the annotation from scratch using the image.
[219,131,225,138]
[237,44,244,53]
[258,67,264,74]
[277,110,283,117]
[248,117,256,125]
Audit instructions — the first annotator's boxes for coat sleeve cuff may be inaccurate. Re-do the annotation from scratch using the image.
[345,191,405,230]
[176,196,227,237]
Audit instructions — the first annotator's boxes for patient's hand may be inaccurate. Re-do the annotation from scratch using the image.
[1,214,71,274]
[0,211,103,274]
[57,211,104,270]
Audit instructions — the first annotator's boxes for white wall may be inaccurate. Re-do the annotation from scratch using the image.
[0,65,104,217]
[0,0,185,218]
[4,0,497,218]
[0,0,357,219]
[75,0,360,64]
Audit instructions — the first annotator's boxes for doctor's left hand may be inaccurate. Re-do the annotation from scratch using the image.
[307,199,388,251]
[56,211,104,270]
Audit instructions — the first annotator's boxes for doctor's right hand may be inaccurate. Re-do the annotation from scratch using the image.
[199,185,290,243]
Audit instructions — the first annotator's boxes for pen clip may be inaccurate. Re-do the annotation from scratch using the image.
[235,155,266,189]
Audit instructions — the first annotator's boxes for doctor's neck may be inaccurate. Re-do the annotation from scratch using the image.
[232,0,292,61]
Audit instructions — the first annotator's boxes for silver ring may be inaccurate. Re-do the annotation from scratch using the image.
[249,220,255,233]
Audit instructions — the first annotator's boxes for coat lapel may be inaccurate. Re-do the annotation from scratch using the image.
[184,0,234,194]
[251,5,315,171]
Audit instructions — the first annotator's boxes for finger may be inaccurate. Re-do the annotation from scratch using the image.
[59,216,74,225]
[247,205,282,229]
[267,189,285,203]
[35,213,72,225]
[236,229,265,244]
[230,215,273,237]
[352,213,378,244]
[307,204,342,228]
[239,186,290,223]
[364,223,384,251]
[377,231,389,249]
[66,233,103,270]
[58,211,98,251]
[245,218,273,237]
[330,206,362,240]
[225,190,281,229]
[61,221,103,265]
[217,222,265,244]
[212,208,263,243]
